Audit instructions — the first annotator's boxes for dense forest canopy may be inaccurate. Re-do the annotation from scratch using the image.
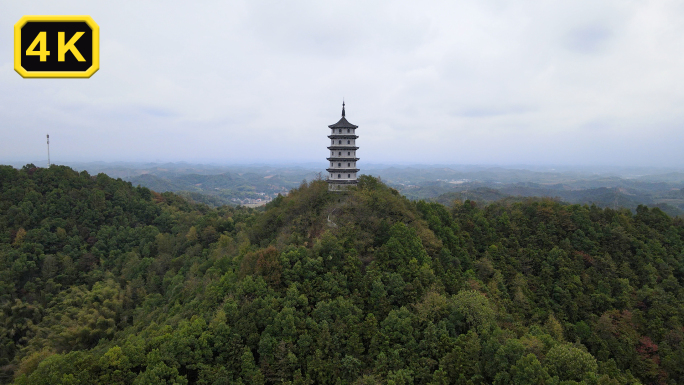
[1,164,684,384]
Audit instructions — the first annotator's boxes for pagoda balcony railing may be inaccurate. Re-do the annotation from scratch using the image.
[326,179,358,184]
[327,146,359,150]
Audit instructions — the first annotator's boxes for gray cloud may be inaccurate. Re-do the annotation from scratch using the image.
[564,24,612,54]
[1,0,684,167]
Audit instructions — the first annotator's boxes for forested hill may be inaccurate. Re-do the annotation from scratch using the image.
[2,165,684,384]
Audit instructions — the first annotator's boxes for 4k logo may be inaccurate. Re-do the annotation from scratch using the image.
[14,16,99,78]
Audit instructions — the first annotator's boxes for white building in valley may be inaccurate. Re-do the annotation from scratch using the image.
[326,102,359,191]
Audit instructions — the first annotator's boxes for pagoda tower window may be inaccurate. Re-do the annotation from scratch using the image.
[338,174,341,178]
[347,140,350,144]
[348,174,350,178]
[338,140,342,144]
[338,163,341,167]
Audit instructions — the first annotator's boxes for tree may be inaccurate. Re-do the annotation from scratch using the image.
[451,290,496,334]
[509,354,552,385]
[545,344,598,382]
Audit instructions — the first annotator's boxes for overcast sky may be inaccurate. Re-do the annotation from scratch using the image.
[2,1,684,167]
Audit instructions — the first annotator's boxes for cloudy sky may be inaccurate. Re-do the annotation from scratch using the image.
[2,1,684,167]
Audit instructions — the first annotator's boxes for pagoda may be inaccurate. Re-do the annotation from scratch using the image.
[326,102,359,191]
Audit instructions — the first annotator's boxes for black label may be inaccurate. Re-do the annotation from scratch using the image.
[20,21,93,72]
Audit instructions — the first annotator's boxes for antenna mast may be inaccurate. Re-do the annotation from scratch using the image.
[47,134,50,168]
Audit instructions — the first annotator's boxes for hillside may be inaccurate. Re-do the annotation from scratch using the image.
[2,165,684,384]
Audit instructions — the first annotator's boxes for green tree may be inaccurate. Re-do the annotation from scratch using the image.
[545,344,598,382]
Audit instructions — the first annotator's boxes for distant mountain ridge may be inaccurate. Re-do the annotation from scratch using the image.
[15,161,684,213]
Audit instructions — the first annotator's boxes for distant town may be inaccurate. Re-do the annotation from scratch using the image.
[232,191,288,207]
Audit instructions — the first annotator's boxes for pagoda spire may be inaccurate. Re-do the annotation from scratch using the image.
[342,100,345,117]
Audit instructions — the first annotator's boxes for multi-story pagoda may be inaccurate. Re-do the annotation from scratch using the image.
[327,102,359,191]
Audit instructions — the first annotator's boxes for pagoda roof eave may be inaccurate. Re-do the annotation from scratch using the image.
[326,157,360,161]
[328,116,358,129]
[326,168,360,173]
